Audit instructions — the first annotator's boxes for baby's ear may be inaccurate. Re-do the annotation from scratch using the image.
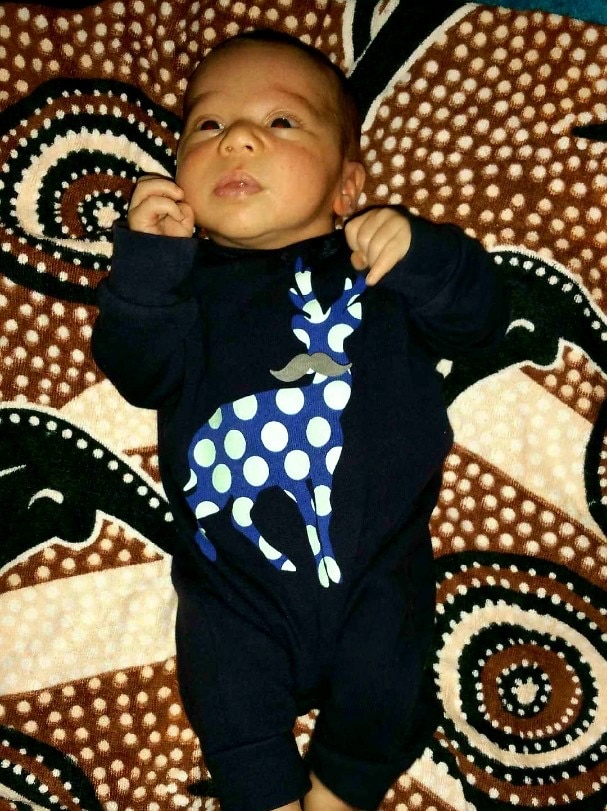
[333,160,366,218]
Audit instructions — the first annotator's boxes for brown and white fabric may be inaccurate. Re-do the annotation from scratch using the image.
[0,2,605,810]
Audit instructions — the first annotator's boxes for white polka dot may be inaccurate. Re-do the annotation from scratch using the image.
[326,446,342,475]
[318,556,341,588]
[193,438,216,468]
[208,408,222,429]
[276,387,304,415]
[232,497,253,527]
[327,323,353,353]
[294,270,312,295]
[212,464,231,494]
[233,395,258,420]
[195,501,219,520]
[323,380,351,410]
[261,421,289,452]
[259,537,282,560]
[313,485,331,517]
[306,525,320,555]
[281,559,297,572]
[293,328,310,348]
[306,416,331,447]
[224,429,246,459]
[243,456,269,487]
[348,301,362,321]
[285,450,310,480]
[184,469,197,491]
[303,299,329,323]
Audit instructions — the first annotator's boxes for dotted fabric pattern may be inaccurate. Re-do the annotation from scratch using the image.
[0,2,606,811]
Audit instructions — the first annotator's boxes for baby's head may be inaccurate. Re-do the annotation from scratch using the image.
[176,29,366,250]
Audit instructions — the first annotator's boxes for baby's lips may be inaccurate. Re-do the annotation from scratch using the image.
[213,170,262,197]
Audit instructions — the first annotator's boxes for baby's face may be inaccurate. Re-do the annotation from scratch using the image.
[176,42,362,250]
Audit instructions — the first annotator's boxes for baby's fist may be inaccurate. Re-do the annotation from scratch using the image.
[128,175,195,238]
[345,208,412,285]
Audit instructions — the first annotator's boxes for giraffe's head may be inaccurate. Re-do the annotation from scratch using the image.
[270,259,365,383]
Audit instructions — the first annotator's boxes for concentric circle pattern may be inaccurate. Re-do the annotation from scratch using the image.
[432,552,607,809]
[0,78,180,302]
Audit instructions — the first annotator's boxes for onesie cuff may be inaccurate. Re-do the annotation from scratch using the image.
[108,222,199,306]
[379,214,464,308]
[306,740,406,810]
[205,732,311,811]
[306,692,442,810]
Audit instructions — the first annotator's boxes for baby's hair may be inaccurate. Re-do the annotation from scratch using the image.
[184,28,362,161]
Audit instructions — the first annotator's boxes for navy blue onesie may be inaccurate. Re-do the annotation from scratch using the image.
[92,214,508,811]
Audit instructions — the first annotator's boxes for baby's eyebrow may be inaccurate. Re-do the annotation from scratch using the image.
[185,90,216,114]
[268,85,325,118]
[186,86,325,121]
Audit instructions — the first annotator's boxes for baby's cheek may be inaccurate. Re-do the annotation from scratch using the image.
[174,159,186,186]
[174,145,197,181]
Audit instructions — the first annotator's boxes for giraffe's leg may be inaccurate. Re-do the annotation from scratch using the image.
[231,496,297,572]
[304,484,342,587]
[259,535,297,572]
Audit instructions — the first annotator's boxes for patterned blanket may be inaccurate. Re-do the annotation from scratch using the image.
[0,2,606,810]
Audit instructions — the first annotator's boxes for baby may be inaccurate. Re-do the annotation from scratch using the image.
[92,28,508,811]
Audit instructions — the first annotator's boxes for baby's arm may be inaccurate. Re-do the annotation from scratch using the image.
[128,175,195,238]
[346,206,509,356]
[92,176,201,408]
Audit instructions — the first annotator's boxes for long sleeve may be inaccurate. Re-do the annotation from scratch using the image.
[379,213,510,358]
[91,224,201,409]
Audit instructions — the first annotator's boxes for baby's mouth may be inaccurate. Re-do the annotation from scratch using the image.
[213,171,262,197]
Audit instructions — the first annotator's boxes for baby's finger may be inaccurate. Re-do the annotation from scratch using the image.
[344,213,368,254]
[128,196,188,234]
[365,236,407,285]
[352,222,392,269]
[349,250,367,271]
[130,175,184,209]
[173,201,195,236]
[159,200,195,238]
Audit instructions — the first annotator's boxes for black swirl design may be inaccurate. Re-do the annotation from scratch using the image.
[0,405,177,568]
[431,552,607,810]
[0,725,104,810]
[0,78,180,303]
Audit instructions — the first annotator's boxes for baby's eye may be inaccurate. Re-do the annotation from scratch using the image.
[270,116,295,129]
[198,119,222,131]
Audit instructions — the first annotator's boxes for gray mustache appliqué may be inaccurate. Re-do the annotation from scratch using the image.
[270,352,352,382]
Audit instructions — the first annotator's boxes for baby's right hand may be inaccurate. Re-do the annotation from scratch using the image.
[127,175,195,238]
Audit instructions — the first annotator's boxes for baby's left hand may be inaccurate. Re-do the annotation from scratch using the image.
[345,208,412,285]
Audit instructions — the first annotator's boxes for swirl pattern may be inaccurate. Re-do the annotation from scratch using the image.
[431,552,607,809]
[0,78,180,302]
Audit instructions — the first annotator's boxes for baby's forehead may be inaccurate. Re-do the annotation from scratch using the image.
[183,41,339,115]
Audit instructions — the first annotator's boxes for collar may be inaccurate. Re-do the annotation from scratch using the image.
[199,229,345,268]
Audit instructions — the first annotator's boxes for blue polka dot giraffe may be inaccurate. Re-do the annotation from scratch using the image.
[184,258,366,588]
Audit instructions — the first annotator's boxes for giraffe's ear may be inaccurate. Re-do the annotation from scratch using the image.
[333,160,366,218]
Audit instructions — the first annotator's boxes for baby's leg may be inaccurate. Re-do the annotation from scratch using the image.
[307,537,440,810]
[303,772,355,811]
[173,572,311,811]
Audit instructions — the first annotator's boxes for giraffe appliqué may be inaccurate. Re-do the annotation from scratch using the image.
[184,258,366,588]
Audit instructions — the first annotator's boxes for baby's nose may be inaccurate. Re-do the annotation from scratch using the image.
[220,121,260,153]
